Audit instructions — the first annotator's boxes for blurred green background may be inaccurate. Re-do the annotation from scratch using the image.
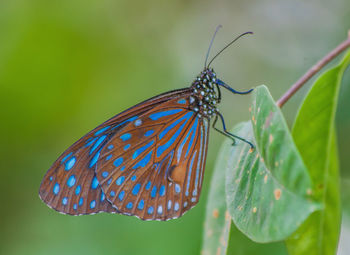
[1,0,349,254]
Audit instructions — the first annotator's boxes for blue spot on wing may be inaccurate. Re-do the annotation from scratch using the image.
[145,181,151,190]
[149,109,183,120]
[177,99,186,104]
[79,197,83,206]
[186,117,199,157]
[147,206,154,214]
[134,119,142,126]
[120,133,131,141]
[75,185,81,195]
[186,151,197,196]
[151,186,157,198]
[112,116,138,130]
[157,112,193,157]
[159,112,193,139]
[119,191,125,201]
[144,130,154,137]
[116,176,125,185]
[133,150,153,169]
[90,200,96,209]
[65,157,76,171]
[53,183,60,195]
[167,200,172,210]
[126,202,133,209]
[90,135,107,155]
[132,183,141,195]
[85,137,98,147]
[62,197,68,205]
[174,202,179,211]
[114,157,123,167]
[177,117,199,162]
[194,125,205,196]
[61,152,73,163]
[159,185,165,196]
[137,200,144,210]
[175,184,181,193]
[157,206,163,214]
[95,126,110,135]
[113,158,123,167]
[67,175,76,187]
[133,140,154,160]
[89,148,102,168]
[91,176,99,189]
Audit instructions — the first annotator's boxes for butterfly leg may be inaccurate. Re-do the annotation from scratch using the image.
[213,111,255,149]
[216,79,253,94]
[212,114,236,145]
[215,83,222,103]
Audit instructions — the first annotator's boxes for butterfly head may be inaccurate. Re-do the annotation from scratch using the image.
[190,67,219,119]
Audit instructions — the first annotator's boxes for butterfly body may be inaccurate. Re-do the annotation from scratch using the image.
[188,68,219,119]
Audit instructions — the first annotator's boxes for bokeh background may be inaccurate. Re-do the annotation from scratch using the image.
[1,0,350,254]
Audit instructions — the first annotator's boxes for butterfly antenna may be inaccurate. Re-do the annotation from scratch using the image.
[204,25,223,68]
[207,31,253,67]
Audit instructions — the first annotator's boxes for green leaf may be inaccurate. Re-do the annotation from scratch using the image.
[286,50,350,254]
[224,85,319,243]
[202,139,232,255]
[227,223,289,255]
[341,178,350,219]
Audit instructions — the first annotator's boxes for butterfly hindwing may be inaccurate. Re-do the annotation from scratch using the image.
[39,135,118,215]
[95,96,209,220]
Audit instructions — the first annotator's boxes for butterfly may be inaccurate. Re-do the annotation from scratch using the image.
[39,27,254,221]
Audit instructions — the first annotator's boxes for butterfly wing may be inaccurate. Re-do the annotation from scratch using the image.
[39,88,191,215]
[95,96,210,220]
[39,141,118,215]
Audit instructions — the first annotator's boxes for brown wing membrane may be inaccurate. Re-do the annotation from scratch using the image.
[39,88,192,215]
[95,96,210,220]
[39,142,117,215]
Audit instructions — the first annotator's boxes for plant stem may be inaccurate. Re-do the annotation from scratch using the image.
[277,30,350,108]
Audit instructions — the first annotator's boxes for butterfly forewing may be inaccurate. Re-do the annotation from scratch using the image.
[39,88,211,219]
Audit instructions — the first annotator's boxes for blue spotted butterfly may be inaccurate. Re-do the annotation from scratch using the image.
[39,28,254,221]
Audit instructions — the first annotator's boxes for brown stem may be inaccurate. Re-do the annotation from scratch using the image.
[277,31,350,108]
